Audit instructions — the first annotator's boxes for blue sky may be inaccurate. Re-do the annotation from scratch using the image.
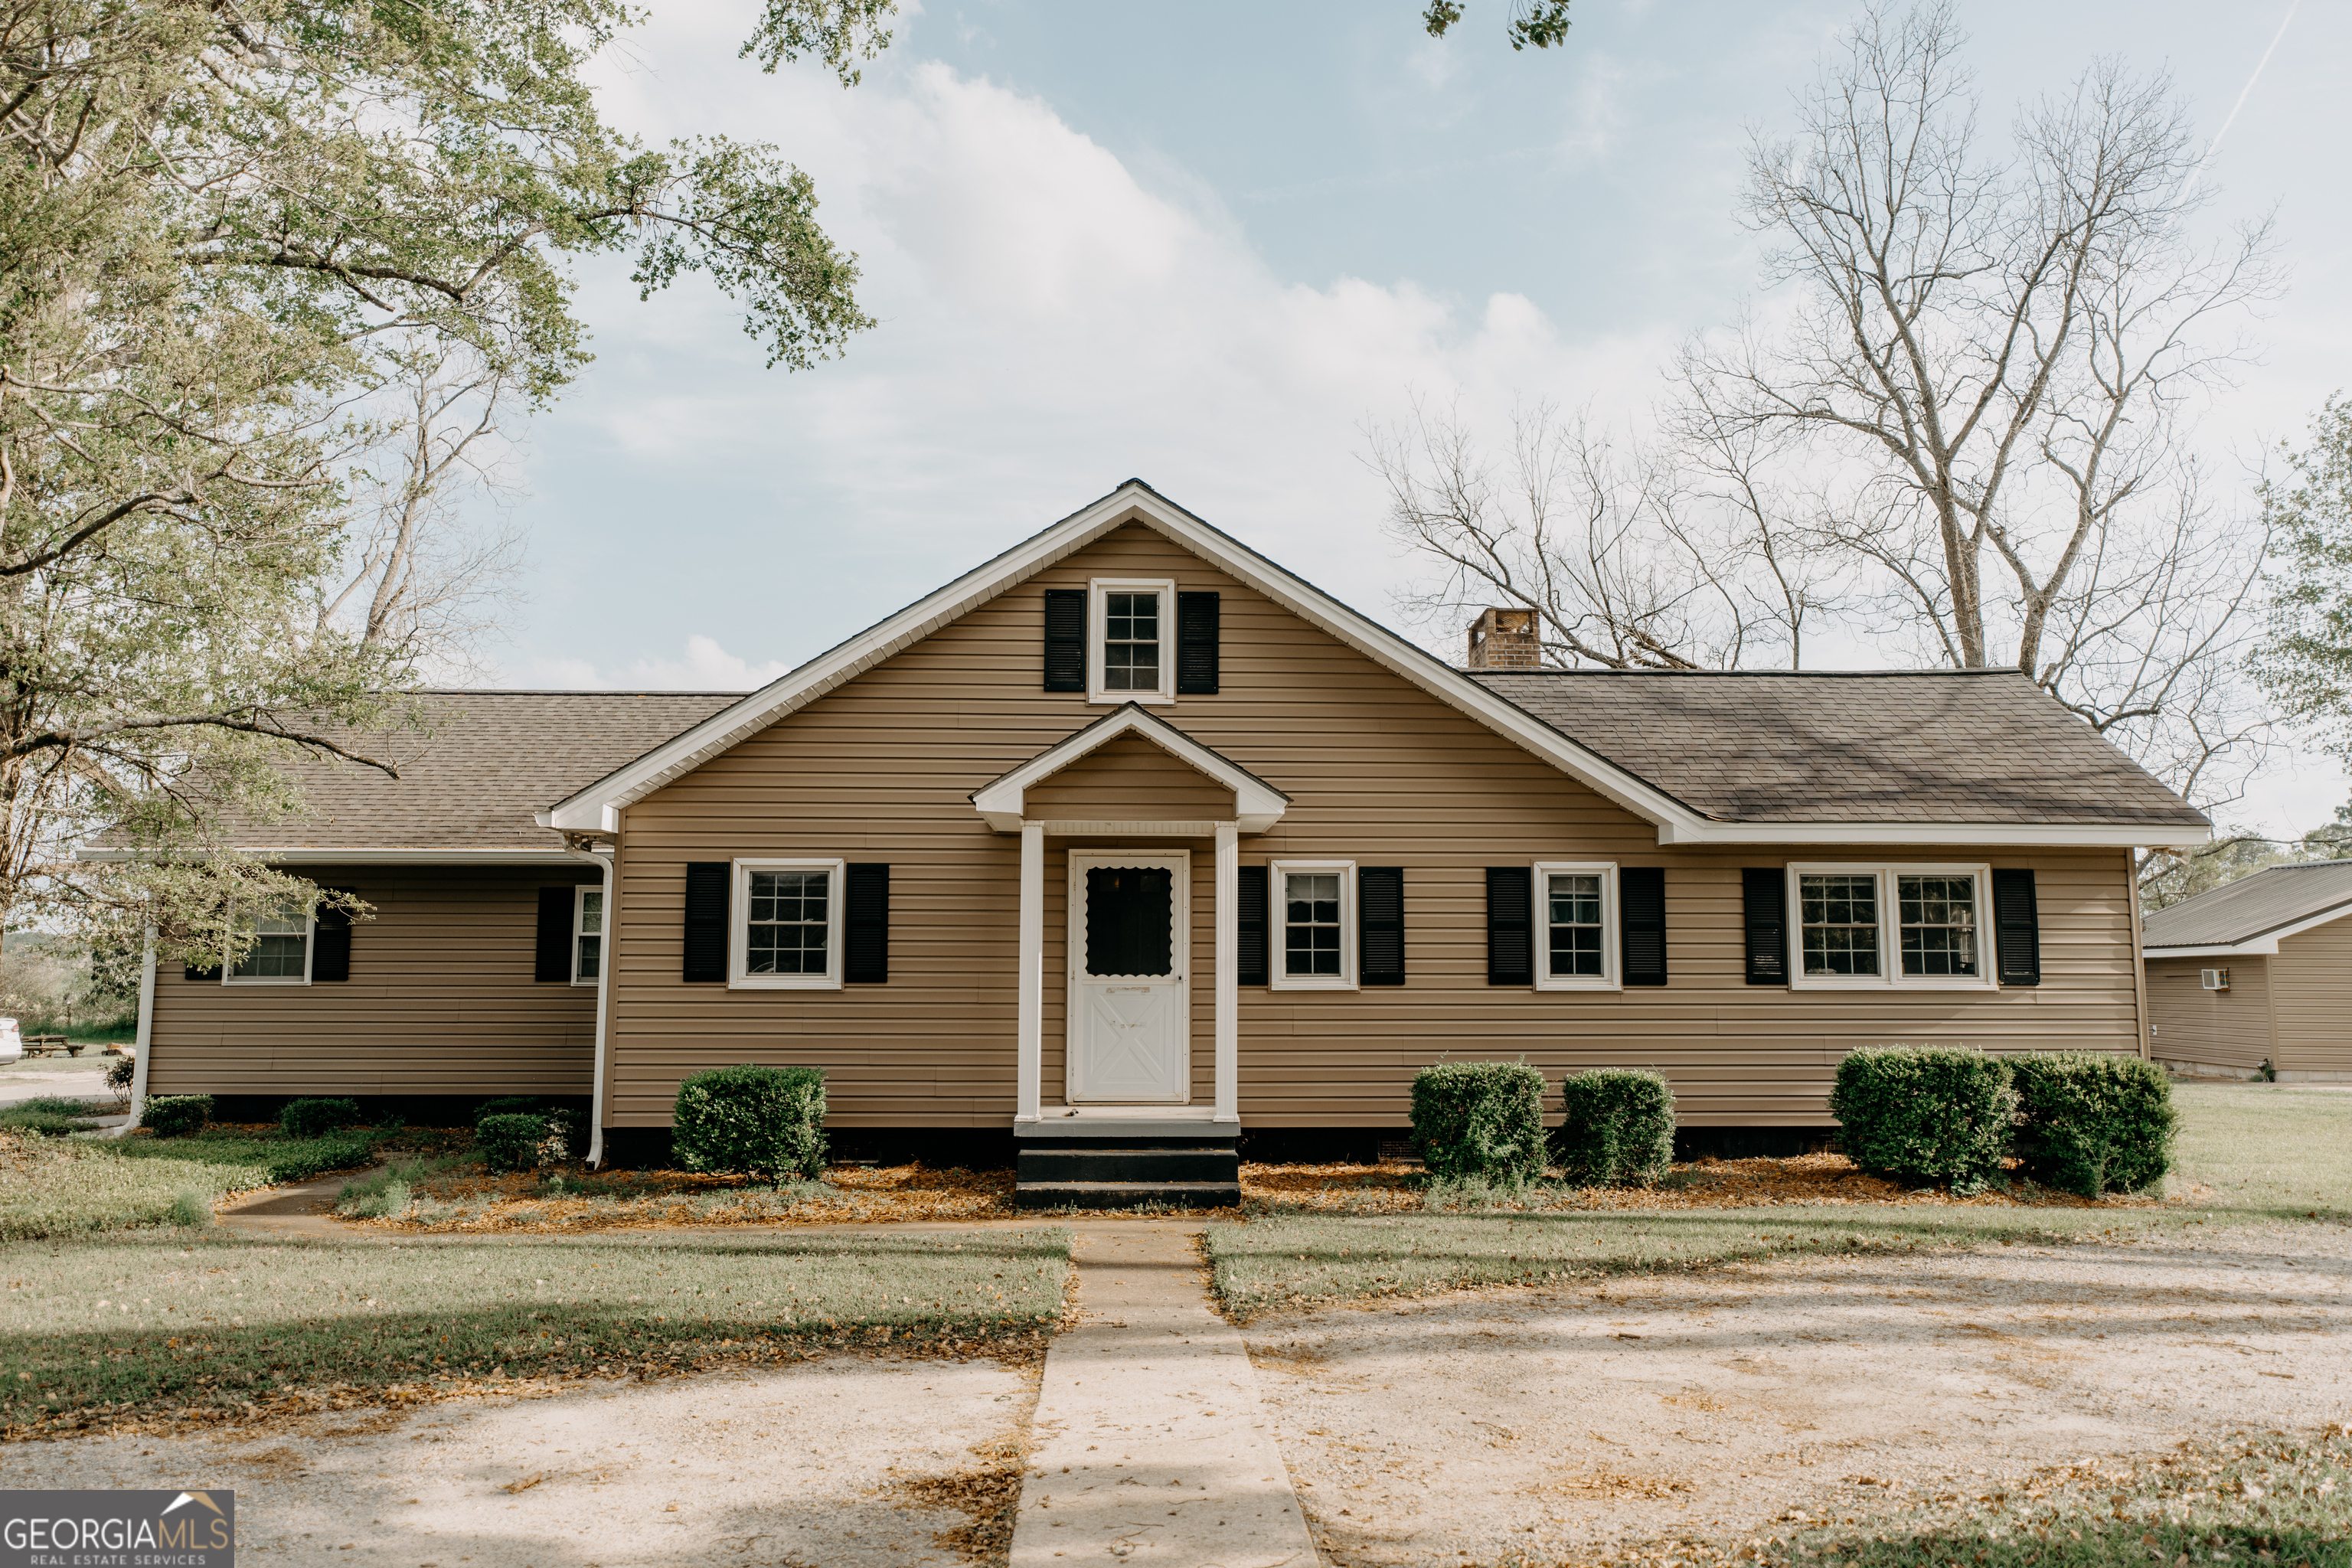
[485,0,2348,833]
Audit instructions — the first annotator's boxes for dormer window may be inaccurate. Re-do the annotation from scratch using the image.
[1089,578,1176,704]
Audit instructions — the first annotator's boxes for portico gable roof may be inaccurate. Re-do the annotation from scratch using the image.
[969,702,1289,833]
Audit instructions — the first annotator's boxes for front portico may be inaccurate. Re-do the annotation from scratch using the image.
[969,703,1289,1141]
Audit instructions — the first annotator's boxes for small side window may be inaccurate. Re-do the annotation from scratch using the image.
[1269,860,1356,991]
[573,887,603,984]
[1533,862,1619,991]
[227,906,312,985]
[729,860,845,990]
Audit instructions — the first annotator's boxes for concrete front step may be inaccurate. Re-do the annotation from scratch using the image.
[1018,1145,1240,1184]
[1014,1179,1242,1211]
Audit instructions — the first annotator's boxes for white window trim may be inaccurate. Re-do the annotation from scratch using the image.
[729,858,844,991]
[1088,576,1178,705]
[1269,858,1357,991]
[1534,861,1620,991]
[572,884,603,987]
[1785,862,1998,992]
[223,909,314,986]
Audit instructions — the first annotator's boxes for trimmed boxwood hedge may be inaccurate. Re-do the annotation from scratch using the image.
[1410,1061,1547,1184]
[475,1112,554,1175]
[279,1097,361,1138]
[1555,1069,1675,1187]
[2011,1051,2177,1196]
[672,1064,828,1184]
[1829,1047,2016,1191]
[142,1095,214,1139]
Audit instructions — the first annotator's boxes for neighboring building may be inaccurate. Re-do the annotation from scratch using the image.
[2142,861,2352,1083]
[94,481,2210,1175]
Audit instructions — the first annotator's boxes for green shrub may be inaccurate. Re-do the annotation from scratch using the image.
[474,1098,584,1161]
[672,1064,828,1183]
[472,1095,543,1122]
[279,1096,361,1138]
[2009,1051,2177,1197]
[105,1056,136,1092]
[1555,1069,1676,1187]
[1409,1061,1547,1185]
[1829,1047,2016,1192]
[475,1113,554,1175]
[142,1095,214,1138]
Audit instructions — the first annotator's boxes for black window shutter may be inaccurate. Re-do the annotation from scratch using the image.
[1620,867,1667,987]
[1992,867,2041,986]
[1236,864,1268,986]
[1359,866,1405,986]
[845,863,889,984]
[1176,591,1220,694]
[184,960,222,983]
[1043,589,1086,692]
[1486,867,1533,986]
[1743,867,1788,985]
[535,887,575,983]
[683,862,730,982]
[311,887,358,983]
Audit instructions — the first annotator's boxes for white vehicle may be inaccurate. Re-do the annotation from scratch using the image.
[0,1017,20,1065]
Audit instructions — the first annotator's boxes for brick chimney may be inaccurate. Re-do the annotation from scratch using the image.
[1465,607,1541,670]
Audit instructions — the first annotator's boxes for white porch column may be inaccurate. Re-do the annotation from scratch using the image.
[1017,819,1045,1122]
[1214,820,1239,1122]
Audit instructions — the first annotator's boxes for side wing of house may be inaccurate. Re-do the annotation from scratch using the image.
[144,863,605,1111]
[2269,917,2352,1082]
[602,519,2149,1131]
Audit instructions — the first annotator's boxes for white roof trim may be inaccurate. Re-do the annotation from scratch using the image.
[969,703,1289,833]
[542,481,2210,849]
[2145,897,2352,957]
[76,846,582,866]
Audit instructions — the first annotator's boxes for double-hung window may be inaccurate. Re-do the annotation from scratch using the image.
[1269,859,1355,990]
[1787,864,1994,990]
[729,859,844,989]
[1534,861,1619,990]
[573,887,604,985]
[1087,577,1176,704]
[227,905,312,985]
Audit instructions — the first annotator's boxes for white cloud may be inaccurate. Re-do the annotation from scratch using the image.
[504,635,789,691]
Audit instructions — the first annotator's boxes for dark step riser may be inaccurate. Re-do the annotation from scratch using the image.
[1016,1186,1241,1211]
[1019,1152,1239,1182]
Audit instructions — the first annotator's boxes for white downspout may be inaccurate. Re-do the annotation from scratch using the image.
[567,844,617,1168]
[104,929,158,1138]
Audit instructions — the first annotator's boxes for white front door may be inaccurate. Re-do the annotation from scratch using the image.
[1066,851,1191,1103]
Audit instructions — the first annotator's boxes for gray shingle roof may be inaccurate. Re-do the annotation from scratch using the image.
[1468,668,2207,828]
[206,691,741,851]
[2141,861,2352,949]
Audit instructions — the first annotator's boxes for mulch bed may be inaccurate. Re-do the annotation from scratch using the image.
[345,1152,2135,1234]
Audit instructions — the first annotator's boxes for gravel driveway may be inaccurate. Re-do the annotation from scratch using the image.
[1247,1220,2352,1566]
[5,1352,1038,1567]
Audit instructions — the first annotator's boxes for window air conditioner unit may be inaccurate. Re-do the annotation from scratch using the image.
[2200,968,2230,991]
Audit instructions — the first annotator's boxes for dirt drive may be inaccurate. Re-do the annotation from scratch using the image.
[1250,1220,2352,1566]
[2,1351,1037,1567]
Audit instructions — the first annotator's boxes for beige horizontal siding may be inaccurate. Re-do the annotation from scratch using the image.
[1025,732,1236,819]
[148,864,601,1099]
[2267,918,2352,1078]
[607,523,2147,1129]
[2145,955,2274,1075]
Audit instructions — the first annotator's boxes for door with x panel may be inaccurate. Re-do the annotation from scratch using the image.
[1066,851,1191,1103]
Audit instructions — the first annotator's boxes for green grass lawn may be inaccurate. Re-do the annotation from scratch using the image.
[1207,1084,2352,1320]
[0,1125,394,1243]
[2,1228,1070,1435]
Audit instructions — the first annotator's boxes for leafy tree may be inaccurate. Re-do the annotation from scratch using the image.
[2255,396,2352,746]
[2,0,890,969]
[1421,1,1573,50]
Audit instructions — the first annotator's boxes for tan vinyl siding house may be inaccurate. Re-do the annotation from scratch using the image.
[605,522,2157,1129]
[97,481,2211,1148]
[2144,861,2352,1082]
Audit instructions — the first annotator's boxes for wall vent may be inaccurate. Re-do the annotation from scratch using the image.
[2200,967,2230,991]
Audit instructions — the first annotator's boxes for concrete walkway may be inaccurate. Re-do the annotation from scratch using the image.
[1011,1223,1318,1567]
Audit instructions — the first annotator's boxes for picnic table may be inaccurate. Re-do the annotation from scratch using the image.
[21,1036,82,1057]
